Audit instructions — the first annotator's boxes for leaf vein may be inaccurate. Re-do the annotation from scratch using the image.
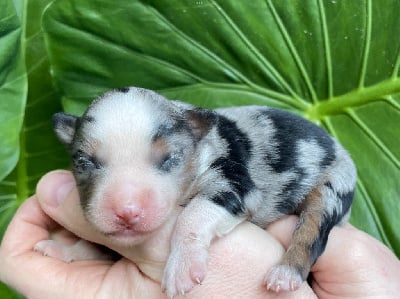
[160,82,303,110]
[266,0,317,102]
[0,195,17,201]
[0,181,16,187]
[0,201,17,214]
[147,4,247,84]
[356,179,393,250]
[210,0,301,101]
[358,0,372,89]
[346,109,400,169]
[392,43,400,79]
[317,0,333,99]
[385,96,400,110]
[49,19,206,84]
[26,90,55,108]
[148,4,307,110]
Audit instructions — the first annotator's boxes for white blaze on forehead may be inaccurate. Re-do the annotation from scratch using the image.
[82,89,170,167]
[88,91,156,139]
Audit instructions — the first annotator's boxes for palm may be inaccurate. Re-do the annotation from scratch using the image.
[311,225,400,299]
[62,258,163,299]
[0,197,163,299]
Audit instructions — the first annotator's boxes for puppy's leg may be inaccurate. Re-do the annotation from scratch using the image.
[265,188,324,292]
[34,238,113,262]
[161,196,245,298]
[265,182,352,292]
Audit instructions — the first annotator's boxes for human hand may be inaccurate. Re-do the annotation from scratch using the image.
[311,224,400,298]
[268,216,400,299]
[3,170,398,299]
[0,195,165,299]
[0,170,315,299]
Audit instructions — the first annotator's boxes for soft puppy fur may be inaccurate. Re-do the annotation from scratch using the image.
[37,87,356,297]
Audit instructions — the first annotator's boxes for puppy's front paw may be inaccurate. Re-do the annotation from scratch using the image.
[34,240,76,262]
[264,264,304,292]
[161,246,208,298]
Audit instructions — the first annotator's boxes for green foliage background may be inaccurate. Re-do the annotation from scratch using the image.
[0,0,399,297]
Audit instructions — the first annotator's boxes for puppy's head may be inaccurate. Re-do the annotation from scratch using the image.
[53,87,215,244]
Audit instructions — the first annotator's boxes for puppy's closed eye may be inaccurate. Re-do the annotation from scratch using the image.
[158,149,185,172]
[72,150,101,172]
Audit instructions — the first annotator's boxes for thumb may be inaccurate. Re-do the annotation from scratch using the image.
[36,170,104,244]
[265,215,298,249]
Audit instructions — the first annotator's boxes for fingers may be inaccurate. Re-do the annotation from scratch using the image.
[0,171,163,299]
[0,196,54,257]
[0,196,106,298]
[311,224,400,298]
[265,215,298,249]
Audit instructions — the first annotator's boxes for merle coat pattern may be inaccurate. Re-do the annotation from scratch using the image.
[37,87,356,297]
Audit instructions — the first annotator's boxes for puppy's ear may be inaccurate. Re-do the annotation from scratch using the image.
[52,112,79,145]
[185,108,217,140]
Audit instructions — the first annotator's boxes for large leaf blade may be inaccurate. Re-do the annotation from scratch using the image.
[0,0,27,182]
[0,0,69,241]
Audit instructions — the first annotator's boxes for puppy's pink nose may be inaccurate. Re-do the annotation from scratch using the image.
[115,205,143,225]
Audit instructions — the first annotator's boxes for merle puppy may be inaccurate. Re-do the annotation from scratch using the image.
[35,87,356,297]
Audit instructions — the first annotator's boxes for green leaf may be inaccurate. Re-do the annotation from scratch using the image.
[0,0,27,182]
[0,282,23,299]
[0,1,69,296]
[0,0,69,223]
[42,0,400,256]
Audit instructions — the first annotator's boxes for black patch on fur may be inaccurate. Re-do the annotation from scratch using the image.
[115,87,130,93]
[152,116,191,142]
[210,192,245,215]
[152,124,176,141]
[52,112,79,146]
[309,189,354,265]
[324,181,334,191]
[71,150,103,210]
[338,190,354,214]
[260,109,337,213]
[309,209,342,266]
[275,169,307,215]
[262,109,336,173]
[76,179,96,211]
[72,150,101,172]
[82,115,95,123]
[53,112,77,130]
[209,116,254,215]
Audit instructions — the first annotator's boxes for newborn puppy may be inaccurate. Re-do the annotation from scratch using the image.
[35,87,356,297]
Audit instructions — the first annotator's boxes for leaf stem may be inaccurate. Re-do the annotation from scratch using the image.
[308,78,400,119]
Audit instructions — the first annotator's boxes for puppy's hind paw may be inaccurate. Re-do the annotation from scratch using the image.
[264,264,304,292]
